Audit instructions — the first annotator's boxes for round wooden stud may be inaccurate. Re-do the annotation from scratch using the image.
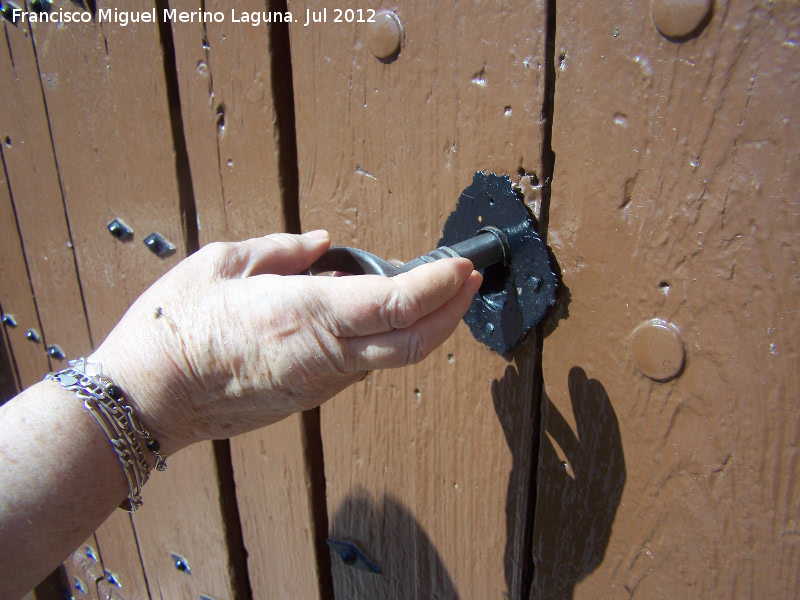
[367,10,403,60]
[651,0,712,39]
[630,318,685,381]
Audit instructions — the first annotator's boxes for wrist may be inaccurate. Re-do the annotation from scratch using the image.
[86,346,188,458]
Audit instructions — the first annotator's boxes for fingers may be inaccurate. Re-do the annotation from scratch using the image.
[311,258,478,338]
[201,231,331,278]
[344,270,482,370]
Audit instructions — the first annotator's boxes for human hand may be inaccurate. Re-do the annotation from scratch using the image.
[90,231,482,455]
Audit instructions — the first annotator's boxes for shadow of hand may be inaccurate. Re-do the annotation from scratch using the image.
[532,366,626,599]
[328,488,460,599]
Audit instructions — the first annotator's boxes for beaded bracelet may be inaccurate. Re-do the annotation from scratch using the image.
[45,359,166,511]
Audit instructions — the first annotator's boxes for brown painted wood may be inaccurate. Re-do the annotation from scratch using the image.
[534,0,800,597]
[0,154,49,388]
[0,320,19,404]
[62,537,103,600]
[168,1,324,596]
[289,1,548,595]
[25,3,238,597]
[1,18,150,597]
[168,0,289,245]
[230,417,324,598]
[0,19,92,369]
[92,514,151,599]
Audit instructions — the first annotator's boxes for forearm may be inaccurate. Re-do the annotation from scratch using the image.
[0,380,131,600]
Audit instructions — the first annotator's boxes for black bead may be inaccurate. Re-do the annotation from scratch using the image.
[107,385,123,399]
[147,440,160,453]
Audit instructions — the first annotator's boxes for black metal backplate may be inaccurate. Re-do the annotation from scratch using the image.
[438,172,557,354]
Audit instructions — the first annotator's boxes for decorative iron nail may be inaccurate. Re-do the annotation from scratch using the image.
[85,545,98,562]
[104,570,121,588]
[30,0,52,14]
[199,595,217,600]
[144,233,176,258]
[48,345,66,360]
[1,314,17,328]
[327,539,382,573]
[74,576,88,595]
[107,218,134,241]
[1,1,22,24]
[171,553,191,574]
[25,329,40,343]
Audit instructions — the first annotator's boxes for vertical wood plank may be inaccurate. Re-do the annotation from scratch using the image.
[62,537,103,600]
[169,0,288,245]
[25,2,239,597]
[535,0,800,597]
[0,18,92,368]
[0,152,48,387]
[168,1,323,596]
[289,1,547,596]
[2,17,152,598]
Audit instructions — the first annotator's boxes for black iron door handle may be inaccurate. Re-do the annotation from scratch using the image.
[305,230,507,277]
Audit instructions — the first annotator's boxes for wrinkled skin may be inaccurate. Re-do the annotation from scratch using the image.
[90,231,482,456]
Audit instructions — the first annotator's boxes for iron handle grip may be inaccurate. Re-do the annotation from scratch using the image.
[305,231,506,277]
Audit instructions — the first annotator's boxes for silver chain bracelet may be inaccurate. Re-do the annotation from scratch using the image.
[45,359,167,511]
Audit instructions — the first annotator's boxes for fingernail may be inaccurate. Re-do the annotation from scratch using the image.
[303,229,329,240]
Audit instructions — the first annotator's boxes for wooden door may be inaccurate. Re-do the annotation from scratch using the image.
[535,0,800,597]
[1,0,798,598]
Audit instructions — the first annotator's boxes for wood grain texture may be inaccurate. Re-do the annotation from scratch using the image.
[26,3,237,597]
[63,536,103,600]
[93,514,151,599]
[230,416,323,599]
[169,0,288,245]
[169,2,323,596]
[0,19,92,368]
[535,0,800,597]
[0,150,49,388]
[289,1,547,596]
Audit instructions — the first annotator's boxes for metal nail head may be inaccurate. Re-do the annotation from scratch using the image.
[107,218,134,241]
[327,539,382,573]
[171,553,191,574]
[1,314,17,328]
[26,329,41,343]
[144,233,176,257]
[1,1,22,24]
[30,0,53,14]
[47,345,66,359]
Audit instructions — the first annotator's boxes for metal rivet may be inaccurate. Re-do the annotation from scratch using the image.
[26,329,41,343]
[341,547,357,565]
[84,545,98,562]
[529,276,541,292]
[327,539,382,573]
[104,570,121,588]
[651,0,712,39]
[171,553,191,574]
[630,318,685,381]
[107,218,134,241]
[73,576,88,595]
[47,345,66,360]
[367,10,403,61]
[1,1,22,24]
[2,314,17,328]
[30,0,52,14]
[144,233,176,257]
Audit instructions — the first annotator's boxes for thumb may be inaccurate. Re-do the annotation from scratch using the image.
[233,230,331,277]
